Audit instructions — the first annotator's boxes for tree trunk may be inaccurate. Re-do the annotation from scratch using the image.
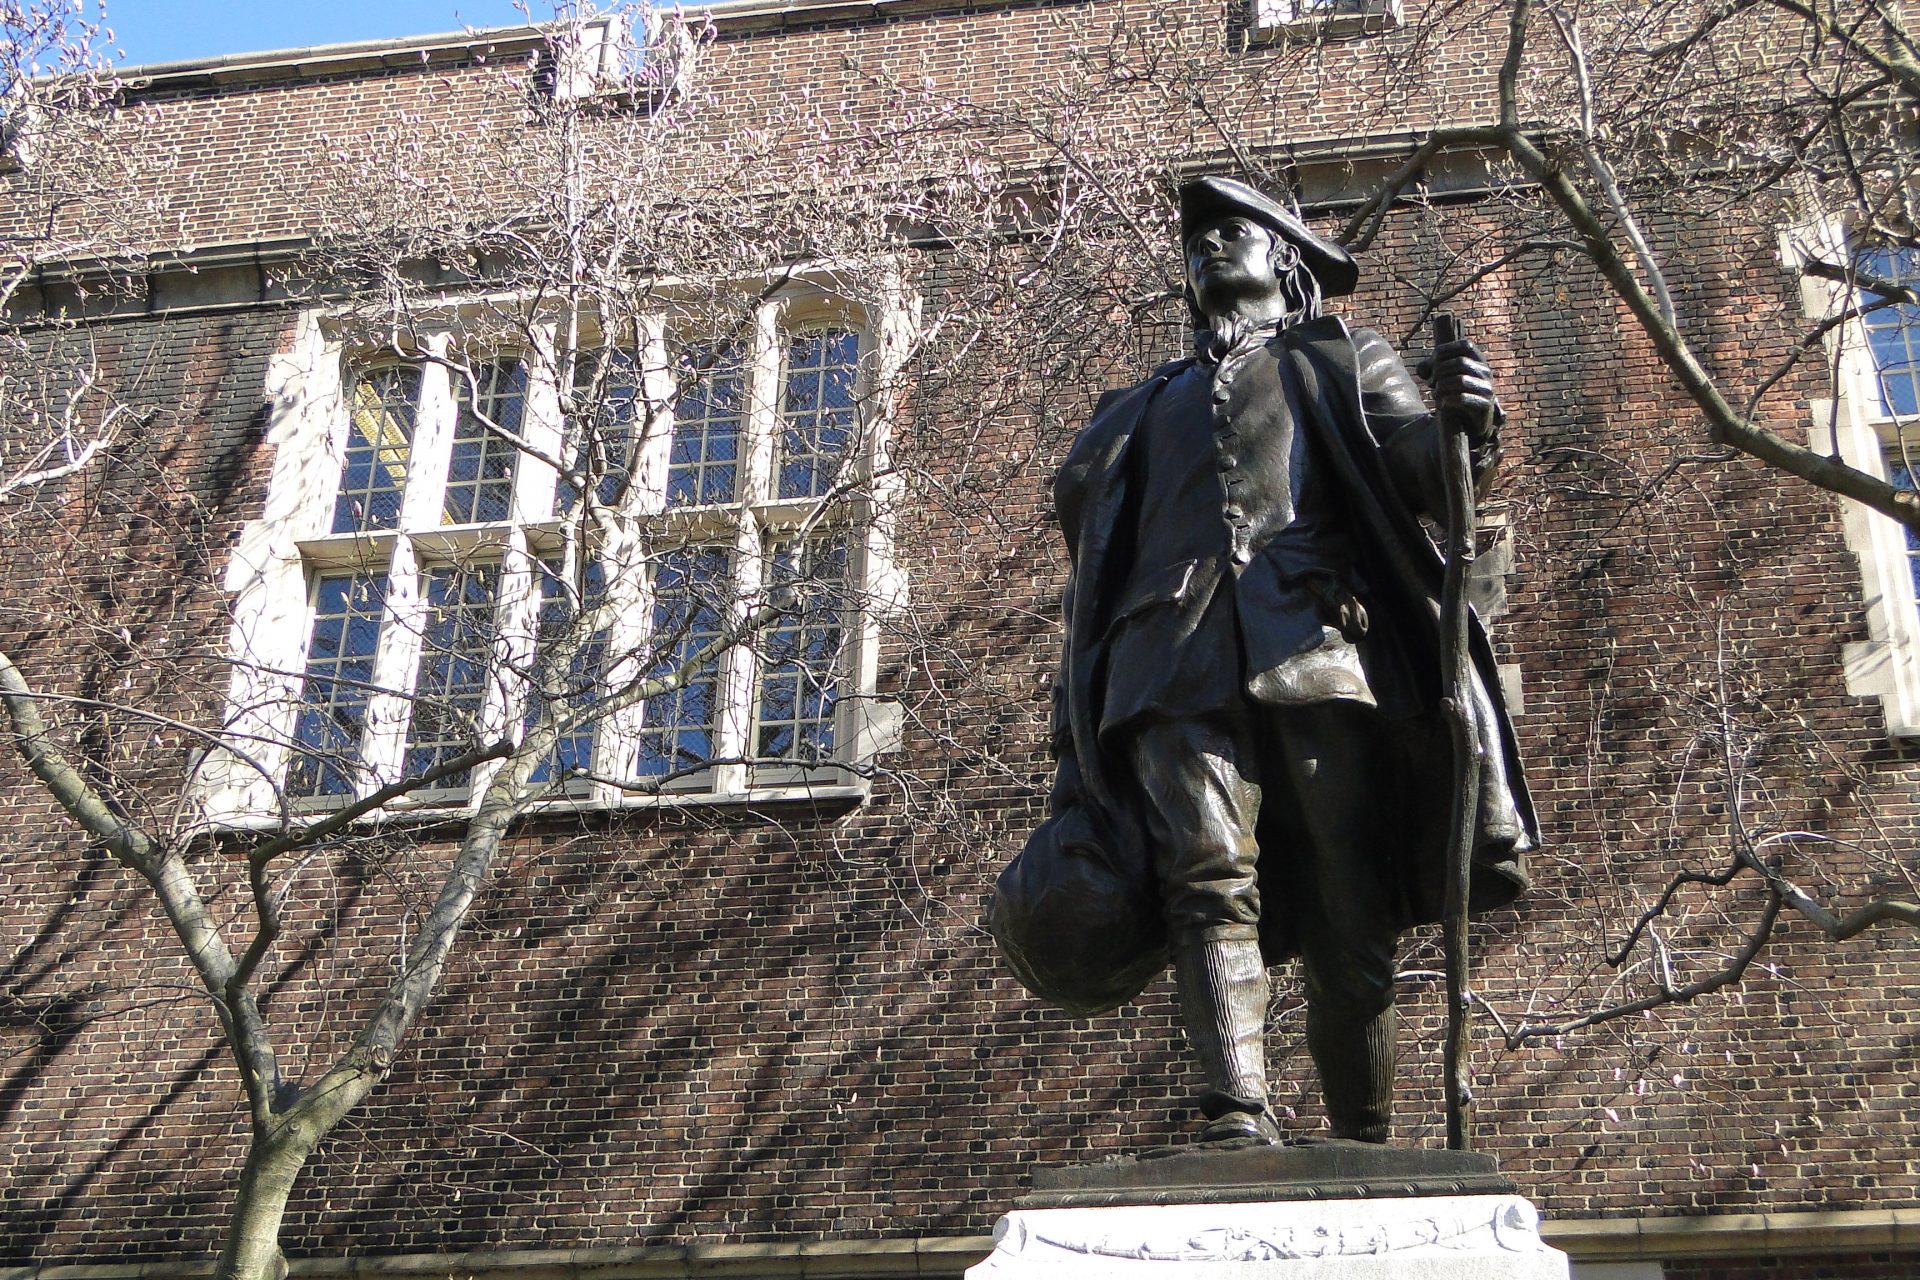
[215,1131,312,1280]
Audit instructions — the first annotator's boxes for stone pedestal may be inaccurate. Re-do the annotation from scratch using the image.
[968,1143,1569,1280]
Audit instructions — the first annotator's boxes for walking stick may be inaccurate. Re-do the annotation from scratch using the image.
[1433,311,1484,1152]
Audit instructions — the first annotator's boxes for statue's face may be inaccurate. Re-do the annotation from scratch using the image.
[1185,215,1282,317]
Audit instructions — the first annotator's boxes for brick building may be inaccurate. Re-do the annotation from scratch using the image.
[5,1,1920,1277]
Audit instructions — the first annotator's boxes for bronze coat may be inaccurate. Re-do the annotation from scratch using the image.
[1048,316,1535,960]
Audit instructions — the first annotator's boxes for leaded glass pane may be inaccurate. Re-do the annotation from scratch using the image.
[558,350,639,513]
[332,366,420,533]
[289,573,386,798]
[1890,462,1920,599]
[634,547,730,778]
[443,360,526,525]
[668,346,744,507]
[528,559,608,785]
[1861,248,1920,418]
[754,535,847,764]
[775,330,859,501]
[305,314,879,804]
[404,564,501,787]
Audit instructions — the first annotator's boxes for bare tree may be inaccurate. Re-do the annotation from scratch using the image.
[1328,0,1920,1045]
[0,7,1073,1274]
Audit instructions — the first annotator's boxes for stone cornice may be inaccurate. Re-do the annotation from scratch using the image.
[3,124,1519,331]
[1543,1205,1920,1260]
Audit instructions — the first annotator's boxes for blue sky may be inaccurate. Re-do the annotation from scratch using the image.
[98,0,554,68]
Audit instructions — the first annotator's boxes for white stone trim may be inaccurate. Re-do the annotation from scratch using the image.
[1250,0,1402,40]
[967,1196,1568,1279]
[199,278,913,825]
[1783,221,1920,736]
[194,311,344,822]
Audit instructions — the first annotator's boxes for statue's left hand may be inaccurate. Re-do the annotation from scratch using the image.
[1418,338,1503,447]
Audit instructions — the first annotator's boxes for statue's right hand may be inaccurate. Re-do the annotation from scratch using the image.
[1305,573,1369,643]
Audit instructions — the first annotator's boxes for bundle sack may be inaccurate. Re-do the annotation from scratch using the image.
[986,799,1167,1016]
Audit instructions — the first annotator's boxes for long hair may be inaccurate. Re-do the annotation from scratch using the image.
[1189,238,1324,363]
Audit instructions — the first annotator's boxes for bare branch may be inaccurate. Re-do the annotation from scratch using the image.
[244,738,516,867]
[0,646,285,1129]
[1544,5,1679,329]
[1498,125,1920,533]
[0,431,110,500]
[1502,889,1784,1046]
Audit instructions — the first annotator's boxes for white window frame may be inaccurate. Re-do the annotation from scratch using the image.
[196,276,913,826]
[1250,0,1402,40]
[1786,221,1920,737]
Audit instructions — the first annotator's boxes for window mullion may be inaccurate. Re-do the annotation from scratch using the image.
[740,303,782,510]
[404,335,457,531]
[630,316,674,512]
[368,332,452,799]
[600,535,656,799]
[518,325,564,523]
[360,537,423,795]
[474,530,541,802]
[714,516,766,795]
[712,308,783,793]
[588,318,672,799]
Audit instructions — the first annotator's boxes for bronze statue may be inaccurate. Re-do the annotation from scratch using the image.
[992,176,1536,1147]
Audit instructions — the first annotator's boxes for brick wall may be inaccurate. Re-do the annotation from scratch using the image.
[3,0,1918,1271]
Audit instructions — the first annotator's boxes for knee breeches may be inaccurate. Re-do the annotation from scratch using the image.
[1124,702,1399,1013]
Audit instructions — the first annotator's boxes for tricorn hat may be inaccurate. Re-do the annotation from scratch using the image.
[1178,175,1359,298]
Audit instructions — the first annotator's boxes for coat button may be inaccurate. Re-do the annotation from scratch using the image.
[1218,455,1239,470]
[1224,503,1245,520]
[1212,388,1230,404]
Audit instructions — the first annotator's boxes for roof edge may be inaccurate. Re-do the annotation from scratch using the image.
[109,0,1022,89]
[114,22,556,87]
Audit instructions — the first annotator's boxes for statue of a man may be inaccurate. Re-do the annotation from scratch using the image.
[1039,177,1536,1145]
